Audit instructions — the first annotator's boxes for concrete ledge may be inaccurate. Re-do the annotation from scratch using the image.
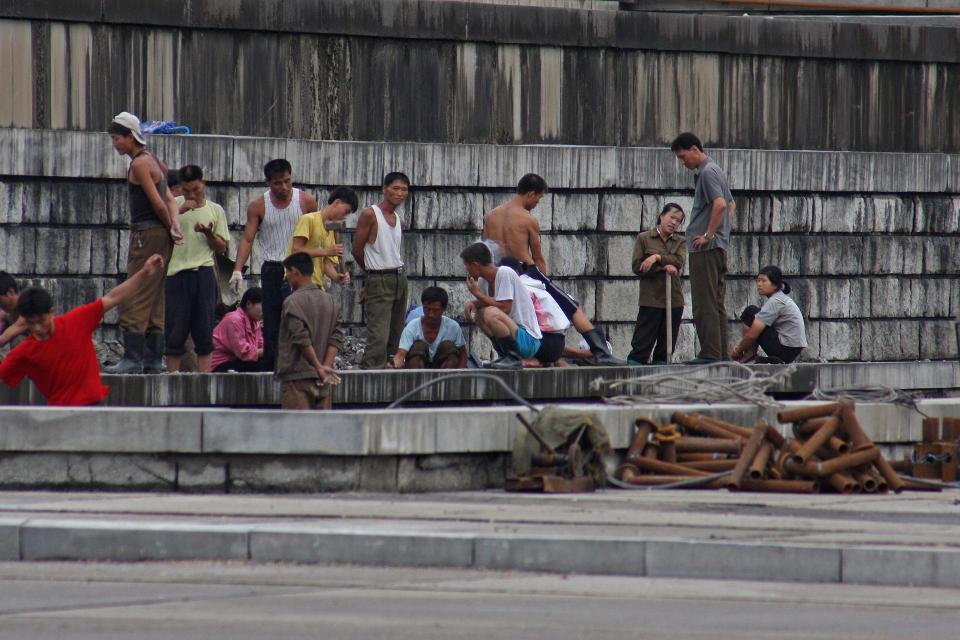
[841,547,960,589]
[0,517,22,561]
[645,540,841,583]
[474,535,646,575]
[2,362,957,408]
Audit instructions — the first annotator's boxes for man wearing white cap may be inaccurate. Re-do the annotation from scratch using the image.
[104,111,183,374]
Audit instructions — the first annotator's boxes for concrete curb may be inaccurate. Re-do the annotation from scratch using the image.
[5,517,960,588]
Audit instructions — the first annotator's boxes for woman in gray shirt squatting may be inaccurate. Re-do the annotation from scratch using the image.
[731,265,807,364]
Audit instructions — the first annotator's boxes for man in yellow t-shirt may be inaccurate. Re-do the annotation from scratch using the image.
[288,186,358,290]
[164,164,230,373]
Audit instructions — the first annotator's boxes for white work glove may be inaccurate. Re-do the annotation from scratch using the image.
[229,270,245,295]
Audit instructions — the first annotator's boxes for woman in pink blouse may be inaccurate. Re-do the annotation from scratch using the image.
[211,288,267,372]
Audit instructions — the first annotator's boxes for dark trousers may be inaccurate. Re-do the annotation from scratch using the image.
[164,267,218,356]
[213,358,270,373]
[689,248,728,360]
[629,306,683,364]
[261,261,290,370]
[740,306,803,364]
[361,272,409,369]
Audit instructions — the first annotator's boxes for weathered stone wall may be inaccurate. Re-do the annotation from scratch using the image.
[1,128,958,362]
[1,2,960,151]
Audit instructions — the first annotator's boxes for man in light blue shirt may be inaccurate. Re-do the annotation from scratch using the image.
[392,287,467,369]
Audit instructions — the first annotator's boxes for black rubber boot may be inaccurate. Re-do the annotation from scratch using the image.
[583,328,627,366]
[103,332,145,374]
[143,331,166,374]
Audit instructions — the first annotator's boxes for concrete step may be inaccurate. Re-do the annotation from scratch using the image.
[2,362,957,407]
[1,491,959,588]
[0,399,955,492]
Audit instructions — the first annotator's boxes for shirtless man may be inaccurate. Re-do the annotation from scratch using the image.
[482,173,624,366]
[231,159,318,370]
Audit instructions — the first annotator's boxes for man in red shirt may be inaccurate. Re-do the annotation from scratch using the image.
[0,254,166,406]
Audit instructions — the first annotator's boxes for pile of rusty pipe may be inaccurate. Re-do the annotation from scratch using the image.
[677,452,728,462]
[672,412,748,439]
[749,442,774,479]
[661,440,677,463]
[683,459,740,472]
[627,457,711,477]
[792,415,840,464]
[777,403,842,424]
[825,471,860,494]
[787,447,880,478]
[727,424,767,490]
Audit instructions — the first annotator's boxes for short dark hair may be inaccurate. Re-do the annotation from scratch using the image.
[282,251,314,276]
[497,256,523,275]
[759,265,790,294]
[420,286,449,308]
[15,287,53,318]
[179,164,203,183]
[107,122,134,138]
[166,169,181,188]
[0,271,18,296]
[670,132,703,152]
[263,159,292,181]
[383,171,410,187]
[658,202,685,225]
[328,186,359,212]
[239,287,263,309]
[460,242,493,266]
[517,173,547,195]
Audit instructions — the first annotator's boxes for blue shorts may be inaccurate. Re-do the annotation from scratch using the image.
[514,327,542,359]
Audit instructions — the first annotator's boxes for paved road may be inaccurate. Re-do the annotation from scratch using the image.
[0,562,957,640]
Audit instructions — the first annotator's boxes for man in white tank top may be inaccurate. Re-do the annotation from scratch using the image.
[351,172,410,369]
[231,159,318,369]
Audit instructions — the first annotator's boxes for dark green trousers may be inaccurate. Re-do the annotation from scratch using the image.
[361,272,408,368]
[689,248,728,360]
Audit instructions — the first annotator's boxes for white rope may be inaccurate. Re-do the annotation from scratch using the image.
[590,361,798,409]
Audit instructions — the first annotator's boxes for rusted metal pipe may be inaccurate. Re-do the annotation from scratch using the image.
[642,442,661,459]
[682,459,740,472]
[839,401,872,449]
[677,453,727,462]
[795,417,832,437]
[699,416,755,439]
[741,478,819,494]
[628,457,711,477]
[682,419,741,441]
[942,417,960,443]
[826,436,850,455]
[616,467,730,488]
[825,471,859,494]
[672,412,750,439]
[748,441,774,480]
[626,419,657,461]
[922,417,941,443]
[727,424,766,490]
[763,424,786,450]
[868,468,889,493]
[792,416,840,464]
[854,471,878,493]
[777,403,842,424]
[789,447,879,478]
[872,454,906,494]
[661,440,677,463]
[675,437,742,455]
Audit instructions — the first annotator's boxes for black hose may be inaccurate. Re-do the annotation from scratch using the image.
[606,470,730,491]
[386,371,539,412]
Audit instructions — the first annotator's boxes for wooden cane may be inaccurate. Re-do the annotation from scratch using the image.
[665,270,673,364]
[324,220,347,275]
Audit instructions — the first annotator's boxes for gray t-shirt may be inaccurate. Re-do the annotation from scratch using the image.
[687,157,734,252]
[756,290,808,348]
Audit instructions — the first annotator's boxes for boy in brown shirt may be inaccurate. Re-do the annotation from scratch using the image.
[276,252,343,410]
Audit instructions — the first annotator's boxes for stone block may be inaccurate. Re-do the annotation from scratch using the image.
[603,323,633,361]
[769,195,813,233]
[915,196,960,233]
[541,234,602,276]
[597,280,640,322]
[617,147,689,190]
[434,279,475,324]
[818,321,861,361]
[551,277,596,319]
[250,528,473,567]
[601,192,645,232]
[867,236,923,275]
[756,235,804,275]
[477,144,606,190]
[412,190,483,230]
[0,453,177,489]
[841,547,960,589]
[207,185,243,228]
[0,180,30,224]
[230,137,289,183]
[646,540,840,583]
[0,518,21,561]
[228,455,362,492]
[821,236,865,275]
[800,320,821,362]
[814,196,869,233]
[0,226,36,273]
[606,235,638,277]
[552,192,599,231]
[203,410,373,455]
[870,195,915,233]
[36,227,92,275]
[475,536,645,575]
[871,278,951,319]
[411,142,482,188]
[723,278,755,320]
[397,453,506,492]
[105,182,131,225]
[162,134,236,183]
[42,131,122,180]
[924,237,960,274]
[417,233,469,278]
[0,407,202,452]
[175,457,227,492]
[735,194,771,234]
[435,410,516,453]
[861,321,919,361]
[330,280,363,325]
[792,278,865,320]
[90,229,122,275]
[726,235,760,276]
[920,321,958,360]
[21,520,249,562]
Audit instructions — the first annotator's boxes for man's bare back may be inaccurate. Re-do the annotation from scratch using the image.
[482,201,546,272]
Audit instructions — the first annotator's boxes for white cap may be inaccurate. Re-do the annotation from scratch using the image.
[111,111,146,145]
